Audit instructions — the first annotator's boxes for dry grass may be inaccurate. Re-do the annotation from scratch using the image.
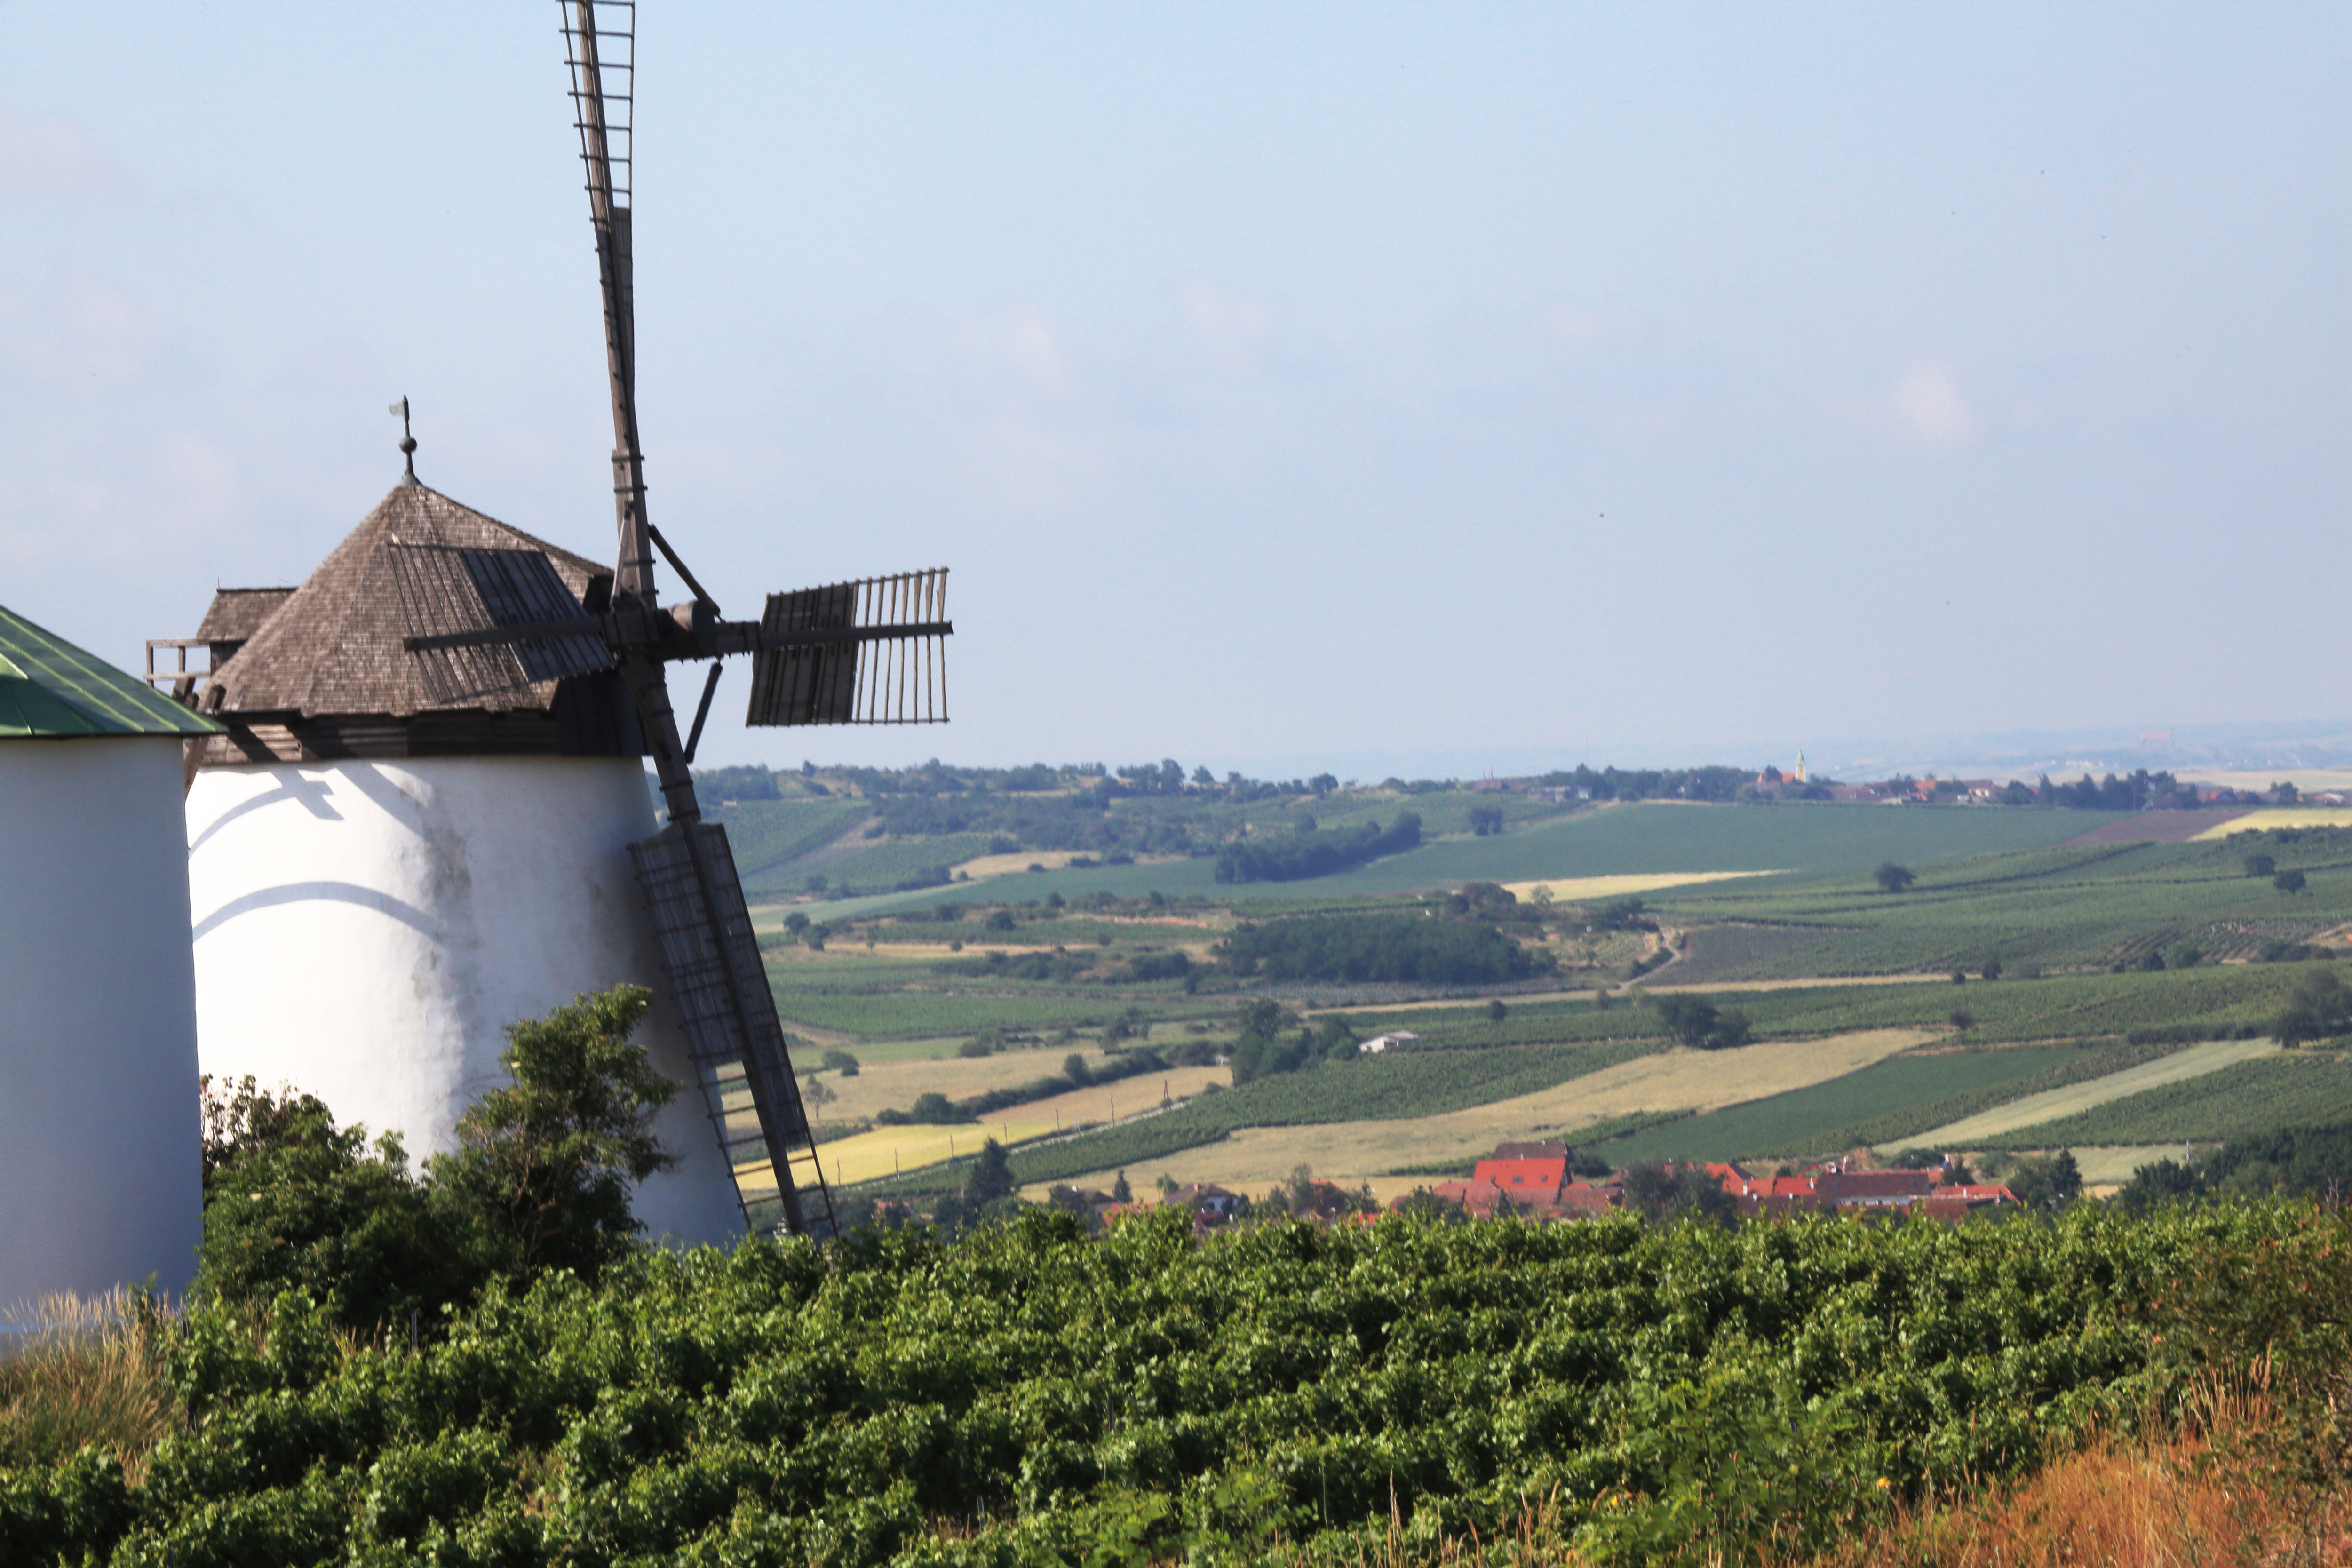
[1503,871,1783,902]
[1268,1409,2350,1568]
[2194,806,2352,838]
[0,1289,181,1480]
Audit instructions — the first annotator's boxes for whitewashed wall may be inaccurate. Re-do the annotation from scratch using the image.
[186,756,742,1247]
[0,736,203,1303]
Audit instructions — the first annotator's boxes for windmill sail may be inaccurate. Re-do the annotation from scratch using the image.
[553,2,954,1240]
[629,822,833,1234]
[560,0,841,1239]
[748,569,950,727]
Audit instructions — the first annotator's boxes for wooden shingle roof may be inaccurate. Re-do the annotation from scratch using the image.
[214,484,610,719]
[195,587,297,645]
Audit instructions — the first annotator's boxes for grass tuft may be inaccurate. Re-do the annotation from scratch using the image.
[0,1289,181,1479]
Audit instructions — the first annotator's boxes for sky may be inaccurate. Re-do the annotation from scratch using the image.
[2,3,2344,780]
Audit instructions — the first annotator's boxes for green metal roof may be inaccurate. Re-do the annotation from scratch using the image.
[0,604,225,739]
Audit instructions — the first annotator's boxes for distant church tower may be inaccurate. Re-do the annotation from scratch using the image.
[1795,752,1809,784]
[177,472,743,1245]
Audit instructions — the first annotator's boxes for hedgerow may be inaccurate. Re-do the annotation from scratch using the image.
[4,1202,2328,1567]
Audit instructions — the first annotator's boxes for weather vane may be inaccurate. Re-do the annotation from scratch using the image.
[389,396,418,485]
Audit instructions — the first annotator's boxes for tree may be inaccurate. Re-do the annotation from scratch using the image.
[2245,853,2277,878]
[2006,1150,2083,1210]
[1063,1052,1094,1087]
[1112,1170,1133,1203]
[1618,1162,1737,1227]
[1874,862,1916,893]
[1486,999,1508,1023]
[193,1077,459,1331]
[963,1138,1017,1208]
[1981,957,2003,981]
[2276,869,2308,895]
[820,1048,861,1076]
[2276,969,2352,1049]
[1647,993,1750,1051]
[425,985,680,1285]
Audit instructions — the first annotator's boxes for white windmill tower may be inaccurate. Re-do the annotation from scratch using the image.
[0,604,219,1302]
[169,2,952,1241]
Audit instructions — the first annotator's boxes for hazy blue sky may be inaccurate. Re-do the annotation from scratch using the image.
[3,3,2343,777]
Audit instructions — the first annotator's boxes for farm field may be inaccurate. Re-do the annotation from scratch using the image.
[1035,1030,1931,1196]
[1981,1051,2352,1148]
[1655,831,2352,979]
[2193,806,2352,837]
[1593,1043,2092,1166]
[1502,870,1779,900]
[809,1043,1149,1123]
[782,800,2132,922]
[1889,1035,2281,1151]
[747,1066,1230,1189]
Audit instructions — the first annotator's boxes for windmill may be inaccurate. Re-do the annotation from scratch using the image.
[384,1,950,1238]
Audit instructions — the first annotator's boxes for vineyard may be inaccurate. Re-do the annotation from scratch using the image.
[1981,1050,2352,1148]
[7,1204,2340,1567]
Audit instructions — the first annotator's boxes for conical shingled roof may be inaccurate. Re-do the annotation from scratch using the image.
[216,485,610,719]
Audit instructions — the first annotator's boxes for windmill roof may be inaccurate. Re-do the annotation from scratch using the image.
[214,483,610,719]
[0,603,226,740]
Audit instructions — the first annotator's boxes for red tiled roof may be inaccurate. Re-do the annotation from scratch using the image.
[1473,1157,1568,1191]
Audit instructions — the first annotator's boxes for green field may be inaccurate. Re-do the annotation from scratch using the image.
[1592,1044,2089,1164]
[719,798,868,884]
[1982,1051,2352,1147]
[792,800,2132,920]
[1656,832,2352,980]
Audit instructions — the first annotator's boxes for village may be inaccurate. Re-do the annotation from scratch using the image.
[1038,1142,2021,1235]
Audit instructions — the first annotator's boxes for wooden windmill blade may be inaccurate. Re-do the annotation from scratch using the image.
[560,0,838,1241]
[747,569,952,727]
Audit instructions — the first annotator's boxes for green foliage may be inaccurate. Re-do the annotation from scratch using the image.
[1617,1162,1738,1227]
[2121,1123,2352,1207]
[1644,993,1752,1051]
[192,1078,467,1332]
[424,985,680,1285]
[1215,814,1422,883]
[1874,861,1916,893]
[1219,912,1551,985]
[2276,966,2352,1048]
[6,1205,2329,1567]
[193,986,682,1332]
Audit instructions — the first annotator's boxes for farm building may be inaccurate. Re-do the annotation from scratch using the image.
[170,477,743,1246]
[0,603,220,1301]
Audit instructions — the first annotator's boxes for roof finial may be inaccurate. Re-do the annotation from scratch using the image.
[389,397,419,486]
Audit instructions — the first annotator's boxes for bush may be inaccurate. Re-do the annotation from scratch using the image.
[1218,913,1549,986]
[193,986,683,1331]
[1214,814,1422,884]
[1874,861,1916,893]
[1646,993,1753,1051]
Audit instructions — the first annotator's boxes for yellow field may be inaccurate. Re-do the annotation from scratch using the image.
[1502,870,1783,902]
[763,1065,1230,1189]
[1030,1028,1931,1203]
[2067,1146,2195,1189]
[811,1044,1125,1123]
[2193,808,2352,839]
[947,849,1193,882]
[2177,767,2352,796]
[1888,1035,2280,1152]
